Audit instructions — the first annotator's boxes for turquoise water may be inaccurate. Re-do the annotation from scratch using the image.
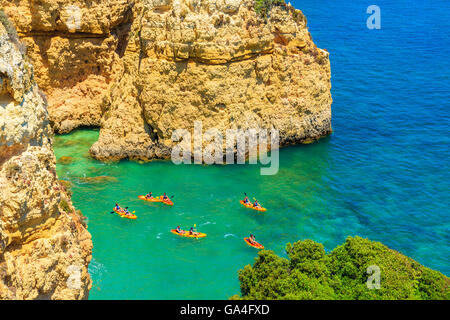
[54,0,449,299]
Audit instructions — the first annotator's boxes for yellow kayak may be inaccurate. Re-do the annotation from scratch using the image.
[240,200,267,212]
[171,229,206,238]
[113,207,137,220]
[139,195,173,206]
[138,195,162,202]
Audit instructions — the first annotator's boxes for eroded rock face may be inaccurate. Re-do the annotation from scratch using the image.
[2,0,332,161]
[0,22,92,300]
[90,0,332,161]
[0,0,135,133]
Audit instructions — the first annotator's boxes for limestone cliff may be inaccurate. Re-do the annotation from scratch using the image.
[2,0,332,161]
[0,19,92,299]
[0,0,134,133]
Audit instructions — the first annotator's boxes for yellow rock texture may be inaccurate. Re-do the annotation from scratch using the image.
[0,0,134,133]
[2,0,332,161]
[91,0,332,161]
[0,21,92,299]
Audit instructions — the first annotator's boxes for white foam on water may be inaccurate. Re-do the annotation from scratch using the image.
[88,258,107,277]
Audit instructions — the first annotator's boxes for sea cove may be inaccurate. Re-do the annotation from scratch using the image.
[0,0,448,301]
[53,0,449,299]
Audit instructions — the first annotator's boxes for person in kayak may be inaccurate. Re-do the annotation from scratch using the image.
[249,234,256,244]
[253,200,261,208]
[124,207,132,216]
[243,196,250,204]
[175,226,183,234]
[145,192,153,199]
[114,203,121,211]
[163,193,169,201]
[189,226,198,236]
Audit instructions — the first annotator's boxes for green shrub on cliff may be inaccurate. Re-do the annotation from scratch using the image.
[254,0,285,20]
[233,236,449,300]
[59,198,72,213]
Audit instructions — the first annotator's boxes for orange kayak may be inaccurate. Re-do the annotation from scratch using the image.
[161,196,174,206]
[244,237,264,249]
[138,195,162,202]
[240,200,267,212]
[113,207,137,220]
[138,195,173,205]
[171,229,206,238]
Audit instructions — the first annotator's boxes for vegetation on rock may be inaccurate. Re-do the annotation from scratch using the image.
[59,179,73,197]
[232,236,449,300]
[254,0,285,19]
[59,198,72,214]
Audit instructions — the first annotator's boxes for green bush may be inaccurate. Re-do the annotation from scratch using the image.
[254,0,285,20]
[59,198,72,213]
[235,236,450,300]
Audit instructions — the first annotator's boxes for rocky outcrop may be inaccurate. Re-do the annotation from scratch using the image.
[0,0,134,133]
[0,20,92,299]
[2,0,332,162]
[92,0,332,161]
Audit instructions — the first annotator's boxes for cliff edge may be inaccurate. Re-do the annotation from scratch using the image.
[0,17,92,300]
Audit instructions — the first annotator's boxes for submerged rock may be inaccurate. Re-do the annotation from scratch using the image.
[78,175,118,184]
[57,156,74,165]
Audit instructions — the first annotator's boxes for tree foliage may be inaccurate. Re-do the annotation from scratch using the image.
[234,236,449,300]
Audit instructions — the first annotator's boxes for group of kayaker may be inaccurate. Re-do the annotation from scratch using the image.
[240,193,265,248]
[113,192,172,219]
[144,192,170,201]
[114,191,265,248]
[174,225,199,236]
[136,192,174,206]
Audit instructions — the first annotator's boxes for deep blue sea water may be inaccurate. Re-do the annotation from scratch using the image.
[293,0,450,272]
[54,0,449,299]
